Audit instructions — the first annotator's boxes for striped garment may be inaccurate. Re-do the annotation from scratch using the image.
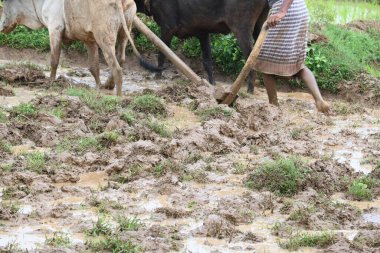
[253,0,309,76]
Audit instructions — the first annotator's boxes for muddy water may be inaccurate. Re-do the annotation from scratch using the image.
[54,171,108,190]
[0,87,39,108]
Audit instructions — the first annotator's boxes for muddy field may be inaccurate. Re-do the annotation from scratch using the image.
[0,48,379,253]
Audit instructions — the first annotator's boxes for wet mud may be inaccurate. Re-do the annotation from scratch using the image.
[0,51,379,253]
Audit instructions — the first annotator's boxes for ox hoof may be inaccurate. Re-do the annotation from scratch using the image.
[316,100,330,114]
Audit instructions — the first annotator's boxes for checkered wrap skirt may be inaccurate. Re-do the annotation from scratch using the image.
[253,0,309,76]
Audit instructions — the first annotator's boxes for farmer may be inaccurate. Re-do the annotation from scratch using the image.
[253,0,330,113]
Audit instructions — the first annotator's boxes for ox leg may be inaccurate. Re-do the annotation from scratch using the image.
[233,28,256,93]
[104,30,129,90]
[199,33,215,85]
[156,29,174,78]
[48,30,63,81]
[99,45,123,96]
[85,42,101,89]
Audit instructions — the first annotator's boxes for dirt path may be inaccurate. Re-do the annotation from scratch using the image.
[0,49,379,253]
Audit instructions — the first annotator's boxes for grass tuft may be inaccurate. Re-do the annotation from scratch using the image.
[26,152,46,174]
[66,87,120,113]
[246,156,309,196]
[129,94,167,117]
[280,232,336,251]
[195,106,234,122]
[348,181,373,200]
[45,232,71,247]
[146,120,171,138]
[11,103,37,119]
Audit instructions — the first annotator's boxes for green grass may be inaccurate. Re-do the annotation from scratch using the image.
[120,109,136,125]
[246,156,309,197]
[11,103,38,119]
[195,106,234,122]
[87,236,141,253]
[0,201,20,220]
[146,120,171,138]
[348,181,373,200]
[66,87,121,114]
[45,232,71,247]
[117,216,141,232]
[129,94,167,117]
[0,140,12,154]
[98,131,120,147]
[280,232,336,251]
[1,163,12,172]
[0,109,7,123]
[48,107,65,119]
[0,26,86,53]
[26,152,46,174]
[57,137,102,154]
[86,216,113,236]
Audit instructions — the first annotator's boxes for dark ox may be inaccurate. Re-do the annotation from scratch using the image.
[135,0,269,92]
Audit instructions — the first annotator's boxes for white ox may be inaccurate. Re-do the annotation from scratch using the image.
[0,0,153,96]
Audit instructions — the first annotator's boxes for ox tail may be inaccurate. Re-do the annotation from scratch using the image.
[118,1,162,72]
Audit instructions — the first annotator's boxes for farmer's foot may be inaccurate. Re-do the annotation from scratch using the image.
[269,98,279,106]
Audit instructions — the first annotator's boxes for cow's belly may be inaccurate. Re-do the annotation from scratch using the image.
[176,22,230,38]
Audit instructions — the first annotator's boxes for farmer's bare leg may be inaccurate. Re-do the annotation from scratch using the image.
[297,67,330,113]
[263,73,279,106]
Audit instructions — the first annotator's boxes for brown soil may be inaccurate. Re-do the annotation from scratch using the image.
[0,48,379,253]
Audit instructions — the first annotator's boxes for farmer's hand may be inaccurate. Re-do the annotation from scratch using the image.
[267,11,286,28]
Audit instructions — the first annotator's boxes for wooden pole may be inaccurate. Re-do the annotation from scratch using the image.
[221,22,269,105]
[133,16,209,86]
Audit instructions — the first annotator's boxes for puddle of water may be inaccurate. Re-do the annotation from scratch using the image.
[141,195,170,212]
[54,171,108,190]
[0,87,39,108]
[334,148,372,174]
[165,105,200,131]
[363,211,380,224]
[0,224,84,250]
[18,205,33,215]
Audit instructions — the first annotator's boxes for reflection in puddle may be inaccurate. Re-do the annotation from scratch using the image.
[363,211,380,224]
[142,195,169,212]
[334,148,372,174]
[0,87,39,108]
[54,171,108,189]
[0,225,84,251]
[18,205,33,215]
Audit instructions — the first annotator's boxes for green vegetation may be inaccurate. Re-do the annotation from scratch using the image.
[348,181,373,200]
[57,137,102,154]
[86,216,112,236]
[129,94,167,117]
[26,152,46,174]
[146,120,171,138]
[1,163,12,172]
[87,236,141,253]
[0,109,7,123]
[121,109,136,125]
[117,216,141,232]
[0,140,12,154]
[48,107,65,119]
[45,232,71,247]
[0,26,85,52]
[11,103,38,119]
[0,241,22,253]
[66,87,121,113]
[280,232,336,251]
[98,131,120,147]
[195,106,234,122]
[0,201,20,220]
[246,156,309,196]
